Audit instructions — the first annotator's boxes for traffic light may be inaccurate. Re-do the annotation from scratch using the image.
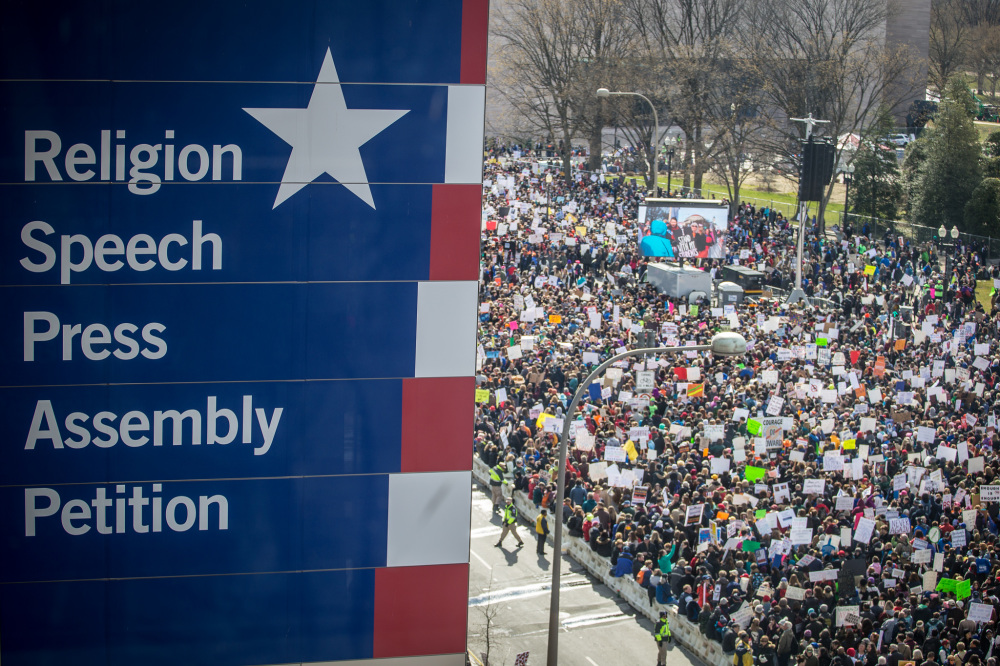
[797,138,836,202]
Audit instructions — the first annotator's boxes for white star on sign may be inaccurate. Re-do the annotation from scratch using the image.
[245,48,409,209]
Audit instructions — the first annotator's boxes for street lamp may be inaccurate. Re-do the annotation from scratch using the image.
[546,173,553,220]
[938,225,960,276]
[545,332,747,666]
[844,165,855,216]
[667,148,675,197]
[597,87,659,198]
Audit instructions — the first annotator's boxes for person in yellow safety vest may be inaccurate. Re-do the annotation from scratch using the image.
[535,508,549,556]
[495,499,524,548]
[655,610,672,666]
[488,463,507,512]
[733,632,753,666]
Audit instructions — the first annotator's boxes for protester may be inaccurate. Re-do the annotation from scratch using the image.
[475,150,1000,666]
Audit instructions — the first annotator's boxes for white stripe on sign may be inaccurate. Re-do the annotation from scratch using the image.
[445,85,486,184]
[387,471,471,567]
[414,281,478,378]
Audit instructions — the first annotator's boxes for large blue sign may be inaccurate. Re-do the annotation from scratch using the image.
[1,0,485,663]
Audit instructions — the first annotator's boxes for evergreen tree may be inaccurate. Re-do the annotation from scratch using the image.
[965,178,1000,236]
[984,131,1000,179]
[910,77,983,229]
[847,108,903,222]
[901,139,928,217]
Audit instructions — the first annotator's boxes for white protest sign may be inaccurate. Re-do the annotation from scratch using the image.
[854,517,876,544]
[803,479,826,495]
[968,602,995,623]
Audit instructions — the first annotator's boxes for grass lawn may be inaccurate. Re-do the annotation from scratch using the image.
[690,181,846,215]
[975,121,999,143]
[611,173,846,217]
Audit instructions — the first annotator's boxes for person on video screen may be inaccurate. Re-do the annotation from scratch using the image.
[639,219,675,257]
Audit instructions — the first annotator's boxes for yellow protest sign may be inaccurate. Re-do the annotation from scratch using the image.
[475,389,490,403]
[843,439,856,450]
[549,314,562,324]
[864,265,876,276]
[575,225,587,237]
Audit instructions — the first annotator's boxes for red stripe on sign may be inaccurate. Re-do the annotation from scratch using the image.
[401,377,474,472]
[460,0,489,84]
[373,563,469,658]
[430,184,481,281]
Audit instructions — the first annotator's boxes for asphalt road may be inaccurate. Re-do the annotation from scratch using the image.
[467,480,704,666]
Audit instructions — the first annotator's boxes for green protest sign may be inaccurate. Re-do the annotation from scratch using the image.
[936,578,957,593]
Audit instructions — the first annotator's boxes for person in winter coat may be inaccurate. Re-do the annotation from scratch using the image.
[777,621,798,666]
[734,632,754,666]
[535,509,549,556]
[613,549,634,577]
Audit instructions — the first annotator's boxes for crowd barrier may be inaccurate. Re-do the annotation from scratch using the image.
[471,457,732,666]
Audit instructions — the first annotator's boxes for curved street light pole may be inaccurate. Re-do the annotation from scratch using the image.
[545,332,748,666]
[597,88,658,198]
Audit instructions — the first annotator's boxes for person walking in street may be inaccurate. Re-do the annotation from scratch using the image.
[496,498,524,549]
[655,610,672,666]
[536,508,549,556]
[489,462,507,512]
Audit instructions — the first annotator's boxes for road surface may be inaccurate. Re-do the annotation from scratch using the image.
[467,480,705,666]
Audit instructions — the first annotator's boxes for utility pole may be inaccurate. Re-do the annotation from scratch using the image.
[788,114,830,305]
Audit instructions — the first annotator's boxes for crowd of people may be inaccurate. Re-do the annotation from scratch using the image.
[474,148,1000,666]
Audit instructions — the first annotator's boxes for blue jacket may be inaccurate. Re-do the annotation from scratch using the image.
[613,552,634,577]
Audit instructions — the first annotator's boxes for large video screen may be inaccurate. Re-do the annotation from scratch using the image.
[637,199,729,259]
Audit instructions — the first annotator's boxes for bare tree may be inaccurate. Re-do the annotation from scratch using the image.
[492,0,583,183]
[929,0,971,94]
[704,63,777,214]
[469,572,509,666]
[566,0,637,170]
[591,61,670,190]
[966,24,1000,97]
[624,0,743,192]
[740,0,918,230]
[492,0,635,181]
[958,0,1000,27]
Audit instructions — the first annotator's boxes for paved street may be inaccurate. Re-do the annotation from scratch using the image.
[467,481,703,666]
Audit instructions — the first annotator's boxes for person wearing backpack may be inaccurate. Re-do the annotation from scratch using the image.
[735,631,755,666]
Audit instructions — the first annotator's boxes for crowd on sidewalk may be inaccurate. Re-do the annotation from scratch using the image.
[475,150,1000,666]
